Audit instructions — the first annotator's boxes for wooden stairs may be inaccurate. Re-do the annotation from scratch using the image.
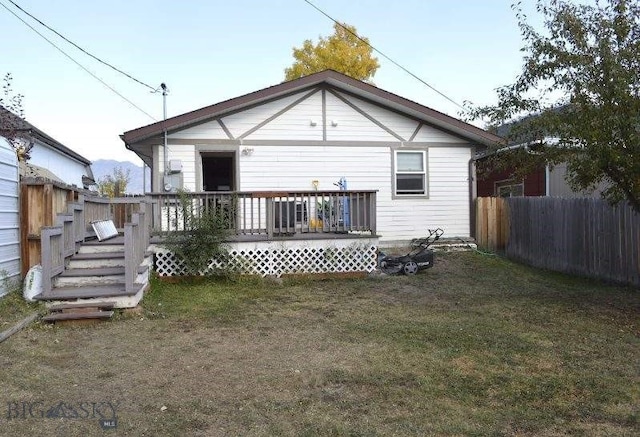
[42,302,115,323]
[36,235,151,323]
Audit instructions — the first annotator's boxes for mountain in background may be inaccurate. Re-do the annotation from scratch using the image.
[91,159,150,194]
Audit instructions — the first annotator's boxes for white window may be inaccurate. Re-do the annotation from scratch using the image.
[496,181,524,197]
[394,150,427,196]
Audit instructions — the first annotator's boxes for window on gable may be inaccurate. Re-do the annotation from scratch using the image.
[395,150,426,196]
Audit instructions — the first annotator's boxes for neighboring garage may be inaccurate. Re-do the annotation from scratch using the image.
[0,138,20,297]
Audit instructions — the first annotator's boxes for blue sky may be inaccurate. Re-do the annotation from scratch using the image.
[1,0,536,164]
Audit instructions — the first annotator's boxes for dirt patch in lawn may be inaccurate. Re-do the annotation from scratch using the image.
[0,252,638,436]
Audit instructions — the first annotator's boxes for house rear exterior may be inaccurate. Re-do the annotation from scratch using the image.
[122,70,501,243]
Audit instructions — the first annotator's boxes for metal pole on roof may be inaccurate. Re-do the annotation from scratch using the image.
[161,83,169,189]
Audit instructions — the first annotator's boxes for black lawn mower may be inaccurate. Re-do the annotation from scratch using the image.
[378,228,444,275]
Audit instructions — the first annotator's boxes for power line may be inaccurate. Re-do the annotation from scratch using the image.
[6,0,157,92]
[0,0,157,121]
[301,0,466,111]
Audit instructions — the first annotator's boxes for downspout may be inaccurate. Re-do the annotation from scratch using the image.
[469,152,479,239]
[545,164,550,196]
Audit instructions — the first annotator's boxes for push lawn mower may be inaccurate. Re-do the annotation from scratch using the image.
[378,228,444,275]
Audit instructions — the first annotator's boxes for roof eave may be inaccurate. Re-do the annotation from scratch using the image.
[121,70,504,147]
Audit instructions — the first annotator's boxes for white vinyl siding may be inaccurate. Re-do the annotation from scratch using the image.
[412,124,463,143]
[379,147,472,240]
[158,85,476,240]
[325,91,398,141]
[335,92,420,141]
[164,145,196,191]
[244,91,323,141]
[168,120,230,140]
[221,91,311,139]
[238,145,473,240]
[239,146,389,192]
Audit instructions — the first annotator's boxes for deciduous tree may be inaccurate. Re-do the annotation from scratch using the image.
[0,73,31,161]
[284,22,379,82]
[468,0,640,211]
[97,167,130,197]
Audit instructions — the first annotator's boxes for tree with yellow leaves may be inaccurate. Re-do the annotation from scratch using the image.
[284,22,379,82]
[97,167,130,198]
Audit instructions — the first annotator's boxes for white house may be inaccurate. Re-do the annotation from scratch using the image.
[0,107,95,189]
[122,70,501,244]
[0,108,96,296]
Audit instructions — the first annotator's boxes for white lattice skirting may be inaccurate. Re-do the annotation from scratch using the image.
[152,238,379,277]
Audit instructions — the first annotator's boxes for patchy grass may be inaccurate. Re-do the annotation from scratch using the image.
[0,252,638,436]
[0,286,43,332]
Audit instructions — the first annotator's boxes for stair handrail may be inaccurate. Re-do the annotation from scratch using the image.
[124,209,149,295]
[41,226,64,296]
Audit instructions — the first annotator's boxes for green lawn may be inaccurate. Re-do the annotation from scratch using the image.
[0,252,638,436]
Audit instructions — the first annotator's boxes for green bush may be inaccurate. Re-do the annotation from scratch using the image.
[162,191,232,275]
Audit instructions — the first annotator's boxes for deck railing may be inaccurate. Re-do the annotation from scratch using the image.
[38,188,375,295]
[40,227,64,296]
[147,190,377,237]
[124,204,150,294]
[40,211,85,296]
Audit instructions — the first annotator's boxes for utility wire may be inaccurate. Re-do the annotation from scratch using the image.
[302,0,466,111]
[6,0,157,92]
[0,0,157,121]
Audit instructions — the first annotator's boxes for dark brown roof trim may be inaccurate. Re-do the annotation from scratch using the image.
[122,70,504,146]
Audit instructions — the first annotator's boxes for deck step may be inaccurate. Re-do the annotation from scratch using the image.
[71,252,125,260]
[81,236,125,246]
[55,267,125,287]
[68,258,125,269]
[42,310,114,322]
[68,251,126,269]
[59,267,125,277]
[78,237,125,254]
[36,284,133,300]
[47,301,115,311]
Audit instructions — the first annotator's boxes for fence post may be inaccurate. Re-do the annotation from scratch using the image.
[475,197,509,252]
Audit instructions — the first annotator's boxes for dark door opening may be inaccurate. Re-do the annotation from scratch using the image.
[202,154,234,191]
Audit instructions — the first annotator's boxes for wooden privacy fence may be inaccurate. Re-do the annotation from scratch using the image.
[475,197,509,252]
[476,197,640,287]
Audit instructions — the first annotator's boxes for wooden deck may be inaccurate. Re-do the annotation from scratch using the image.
[149,231,378,245]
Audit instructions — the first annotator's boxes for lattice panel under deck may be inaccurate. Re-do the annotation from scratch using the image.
[154,245,378,277]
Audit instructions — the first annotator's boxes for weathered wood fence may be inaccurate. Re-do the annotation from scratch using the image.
[476,197,640,287]
[475,197,509,252]
[20,178,140,275]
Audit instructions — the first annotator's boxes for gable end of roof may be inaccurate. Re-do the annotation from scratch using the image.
[122,70,504,146]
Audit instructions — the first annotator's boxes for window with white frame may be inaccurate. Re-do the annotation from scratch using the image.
[394,150,427,196]
[496,180,524,197]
